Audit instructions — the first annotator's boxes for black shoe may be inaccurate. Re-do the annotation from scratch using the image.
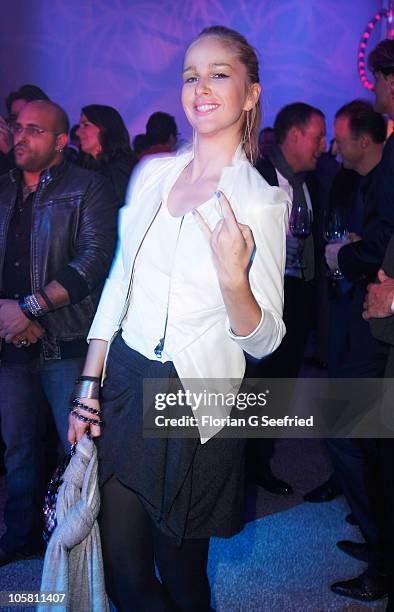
[0,546,43,568]
[331,571,389,601]
[251,470,294,495]
[345,512,358,526]
[337,540,369,562]
[303,477,341,502]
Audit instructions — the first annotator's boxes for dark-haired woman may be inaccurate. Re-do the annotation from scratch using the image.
[69,26,289,612]
[77,104,137,205]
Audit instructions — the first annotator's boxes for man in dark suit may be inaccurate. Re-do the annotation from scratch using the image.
[255,103,326,378]
[246,103,326,494]
[360,39,394,610]
[361,238,394,610]
[325,100,390,377]
[329,40,394,605]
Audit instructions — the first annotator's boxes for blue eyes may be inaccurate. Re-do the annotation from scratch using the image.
[184,73,229,84]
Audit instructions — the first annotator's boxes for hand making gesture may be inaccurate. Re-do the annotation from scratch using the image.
[193,190,255,290]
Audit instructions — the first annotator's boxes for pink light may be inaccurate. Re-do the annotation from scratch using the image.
[364,32,370,39]
[368,22,374,28]
[375,13,381,20]
[359,61,365,67]
[358,52,364,57]
[361,42,367,48]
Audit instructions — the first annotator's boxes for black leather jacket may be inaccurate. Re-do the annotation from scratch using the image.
[0,160,118,360]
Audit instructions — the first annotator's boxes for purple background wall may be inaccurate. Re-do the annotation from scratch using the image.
[0,0,385,141]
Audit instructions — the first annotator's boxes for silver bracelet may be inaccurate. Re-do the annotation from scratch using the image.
[22,294,46,317]
[73,380,100,400]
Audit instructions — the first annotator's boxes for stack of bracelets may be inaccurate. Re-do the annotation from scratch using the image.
[70,376,103,427]
[18,289,54,319]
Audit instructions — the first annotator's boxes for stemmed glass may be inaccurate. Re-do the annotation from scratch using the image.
[289,203,312,269]
[323,208,348,280]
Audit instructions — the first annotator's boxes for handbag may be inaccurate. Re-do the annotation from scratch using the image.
[43,443,76,543]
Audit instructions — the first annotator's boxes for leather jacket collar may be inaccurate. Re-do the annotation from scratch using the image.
[9,158,68,186]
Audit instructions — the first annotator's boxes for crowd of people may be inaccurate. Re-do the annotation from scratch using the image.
[0,25,394,612]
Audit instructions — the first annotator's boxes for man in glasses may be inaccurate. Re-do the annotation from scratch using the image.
[0,99,118,566]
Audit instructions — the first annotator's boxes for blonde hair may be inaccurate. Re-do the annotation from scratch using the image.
[195,25,261,164]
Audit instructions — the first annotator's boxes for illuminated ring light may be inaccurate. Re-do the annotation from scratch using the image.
[358,9,392,91]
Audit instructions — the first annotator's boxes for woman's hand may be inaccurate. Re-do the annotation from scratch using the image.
[193,191,255,290]
[194,190,261,337]
[68,397,102,443]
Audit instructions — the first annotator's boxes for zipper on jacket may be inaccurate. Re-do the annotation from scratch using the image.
[30,173,51,294]
[101,202,163,385]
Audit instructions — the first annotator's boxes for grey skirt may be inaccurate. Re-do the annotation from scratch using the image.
[96,333,246,542]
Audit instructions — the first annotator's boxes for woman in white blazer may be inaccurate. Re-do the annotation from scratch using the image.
[68,25,289,612]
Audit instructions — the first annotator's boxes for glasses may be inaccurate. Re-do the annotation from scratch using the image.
[10,124,61,138]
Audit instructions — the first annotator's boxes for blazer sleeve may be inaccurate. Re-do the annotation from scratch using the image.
[226,183,289,359]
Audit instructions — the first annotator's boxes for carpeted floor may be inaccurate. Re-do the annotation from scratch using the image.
[0,438,388,611]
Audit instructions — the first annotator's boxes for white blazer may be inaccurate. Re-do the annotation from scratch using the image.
[88,146,290,442]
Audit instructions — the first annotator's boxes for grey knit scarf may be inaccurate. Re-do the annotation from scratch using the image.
[269,146,315,281]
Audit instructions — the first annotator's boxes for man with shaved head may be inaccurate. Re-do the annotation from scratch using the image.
[0,100,118,565]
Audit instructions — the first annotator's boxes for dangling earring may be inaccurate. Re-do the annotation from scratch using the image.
[243,109,254,165]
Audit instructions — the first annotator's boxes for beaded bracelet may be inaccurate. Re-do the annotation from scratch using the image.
[70,409,103,427]
[72,398,102,416]
[19,294,46,318]
[18,298,36,321]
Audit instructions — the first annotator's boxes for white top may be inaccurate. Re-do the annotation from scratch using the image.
[123,194,224,362]
[88,146,290,441]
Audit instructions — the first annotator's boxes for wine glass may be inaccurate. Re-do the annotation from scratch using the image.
[289,203,312,269]
[323,208,348,280]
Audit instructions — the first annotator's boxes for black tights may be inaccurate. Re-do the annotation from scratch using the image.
[99,476,211,612]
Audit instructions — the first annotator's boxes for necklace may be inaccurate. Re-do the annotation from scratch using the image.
[19,182,39,212]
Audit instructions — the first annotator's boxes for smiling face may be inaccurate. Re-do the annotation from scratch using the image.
[290,113,326,172]
[334,115,363,171]
[181,36,260,142]
[76,113,102,158]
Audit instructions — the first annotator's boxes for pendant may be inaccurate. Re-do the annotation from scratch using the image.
[154,338,164,358]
